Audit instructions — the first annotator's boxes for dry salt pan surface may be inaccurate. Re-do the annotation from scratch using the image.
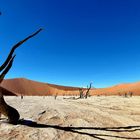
[0,96,140,140]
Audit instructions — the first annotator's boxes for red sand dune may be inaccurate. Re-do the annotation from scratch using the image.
[1,78,80,96]
[92,82,140,96]
[1,78,140,96]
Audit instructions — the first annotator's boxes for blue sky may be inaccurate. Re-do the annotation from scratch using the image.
[1,0,140,88]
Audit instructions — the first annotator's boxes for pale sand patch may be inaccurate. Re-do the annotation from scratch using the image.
[0,96,140,140]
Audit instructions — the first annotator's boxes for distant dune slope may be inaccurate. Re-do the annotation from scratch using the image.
[1,78,140,96]
[1,78,80,96]
[93,82,140,96]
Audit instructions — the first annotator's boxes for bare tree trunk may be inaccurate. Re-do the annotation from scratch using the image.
[79,88,84,98]
[0,28,42,124]
[0,92,20,124]
[85,83,92,99]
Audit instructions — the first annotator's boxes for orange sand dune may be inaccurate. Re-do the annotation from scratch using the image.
[1,78,80,96]
[1,78,140,96]
[92,82,140,96]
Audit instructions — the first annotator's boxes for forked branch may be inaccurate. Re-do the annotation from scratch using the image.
[85,83,92,98]
[0,28,42,124]
[0,28,42,72]
[0,55,16,83]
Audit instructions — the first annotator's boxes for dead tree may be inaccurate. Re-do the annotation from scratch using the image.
[79,88,84,99]
[0,28,42,124]
[85,82,92,98]
[79,82,92,99]
[54,93,58,100]
[128,91,133,97]
[124,93,127,98]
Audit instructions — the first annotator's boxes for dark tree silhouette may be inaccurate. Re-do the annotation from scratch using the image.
[85,82,92,98]
[0,28,42,124]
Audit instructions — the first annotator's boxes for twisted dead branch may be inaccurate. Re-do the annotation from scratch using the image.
[0,28,42,124]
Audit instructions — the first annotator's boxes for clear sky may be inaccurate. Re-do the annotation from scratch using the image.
[1,0,140,88]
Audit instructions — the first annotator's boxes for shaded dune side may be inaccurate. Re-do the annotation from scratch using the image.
[0,86,16,96]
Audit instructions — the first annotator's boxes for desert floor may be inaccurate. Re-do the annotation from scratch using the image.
[0,96,140,140]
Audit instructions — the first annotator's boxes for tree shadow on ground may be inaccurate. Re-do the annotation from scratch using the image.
[17,119,140,140]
